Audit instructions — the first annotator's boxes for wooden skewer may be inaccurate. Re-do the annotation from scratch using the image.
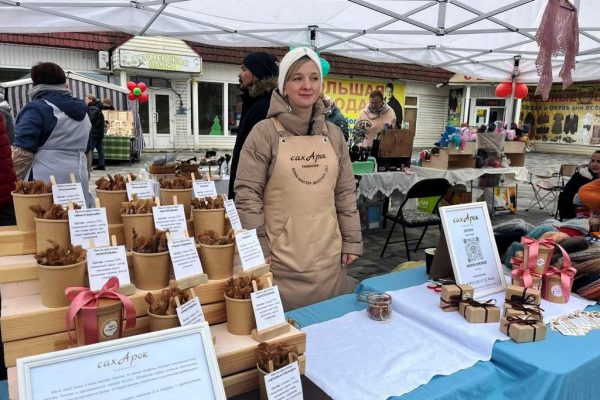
[49,175,57,185]
[173,195,178,205]
[95,198,101,208]
[127,174,133,183]
[111,235,118,247]
[69,173,76,184]
[191,172,196,182]
[266,277,273,288]
[67,200,75,210]
[268,360,274,373]
[252,280,259,292]
[89,239,96,249]
[155,196,161,206]
[174,296,181,308]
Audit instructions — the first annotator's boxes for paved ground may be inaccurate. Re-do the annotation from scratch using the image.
[92,150,591,281]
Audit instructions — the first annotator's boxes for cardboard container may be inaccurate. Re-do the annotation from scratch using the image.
[159,188,193,219]
[511,273,542,291]
[505,284,541,305]
[257,364,269,400]
[440,284,474,312]
[504,303,543,321]
[500,316,546,343]
[147,310,180,332]
[96,189,127,224]
[225,295,256,335]
[35,218,70,252]
[131,251,170,290]
[199,242,234,280]
[12,192,53,232]
[459,301,500,323]
[193,208,225,237]
[122,213,154,250]
[523,242,554,275]
[542,274,572,304]
[37,259,87,308]
[75,298,124,345]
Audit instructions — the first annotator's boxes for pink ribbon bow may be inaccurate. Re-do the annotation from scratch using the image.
[65,277,136,344]
[542,244,576,302]
[521,237,555,272]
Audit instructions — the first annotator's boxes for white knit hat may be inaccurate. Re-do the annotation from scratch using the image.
[278,47,322,95]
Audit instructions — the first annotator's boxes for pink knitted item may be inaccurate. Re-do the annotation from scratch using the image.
[535,0,579,100]
[539,231,570,243]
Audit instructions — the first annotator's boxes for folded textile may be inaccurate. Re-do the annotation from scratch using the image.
[494,219,534,257]
[549,236,590,265]
[573,272,600,293]
[568,246,600,264]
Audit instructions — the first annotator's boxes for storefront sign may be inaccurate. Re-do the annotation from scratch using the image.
[87,245,131,291]
[438,202,505,297]
[17,324,225,400]
[118,49,202,73]
[68,208,110,249]
[323,77,404,128]
[52,183,87,209]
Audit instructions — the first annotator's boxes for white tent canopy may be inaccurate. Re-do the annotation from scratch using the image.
[0,0,598,83]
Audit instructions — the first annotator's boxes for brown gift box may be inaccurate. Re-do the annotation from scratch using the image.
[439,284,474,312]
[459,300,500,323]
[522,242,553,275]
[500,316,546,343]
[505,284,541,306]
[511,273,542,291]
[504,302,543,322]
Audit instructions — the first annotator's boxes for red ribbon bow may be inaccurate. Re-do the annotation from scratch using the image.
[511,255,536,288]
[65,277,136,344]
[521,237,555,272]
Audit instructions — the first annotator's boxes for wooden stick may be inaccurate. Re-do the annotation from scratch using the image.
[69,173,76,184]
[89,239,95,249]
[127,174,133,183]
[268,360,274,373]
[111,235,117,247]
[49,175,57,185]
[288,352,295,364]
[191,172,196,182]
[155,196,161,206]
[188,288,196,299]
[174,296,181,308]
[266,277,272,288]
[95,198,101,208]
[165,232,172,241]
[173,195,178,205]
[252,280,258,293]
[67,201,74,210]
[207,165,212,181]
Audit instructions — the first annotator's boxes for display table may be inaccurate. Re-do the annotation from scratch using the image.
[287,267,600,400]
[93,135,136,165]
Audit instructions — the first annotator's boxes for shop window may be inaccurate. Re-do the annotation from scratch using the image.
[228,84,243,135]
[129,76,170,88]
[0,68,29,83]
[197,82,224,135]
[404,96,418,131]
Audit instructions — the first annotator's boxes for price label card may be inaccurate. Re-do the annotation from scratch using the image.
[126,181,155,200]
[224,199,242,232]
[168,237,204,280]
[176,297,206,326]
[265,361,303,400]
[87,245,130,291]
[52,182,87,208]
[153,204,188,239]
[68,208,110,249]
[235,229,265,270]
[193,180,217,198]
[250,286,286,332]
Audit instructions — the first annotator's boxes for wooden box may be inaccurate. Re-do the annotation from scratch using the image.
[422,142,476,170]
[504,141,525,167]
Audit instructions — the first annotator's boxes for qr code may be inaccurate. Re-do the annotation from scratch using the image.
[463,237,483,263]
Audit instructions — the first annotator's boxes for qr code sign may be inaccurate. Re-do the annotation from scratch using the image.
[463,237,483,263]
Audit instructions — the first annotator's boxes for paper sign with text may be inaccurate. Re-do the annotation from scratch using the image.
[193,180,217,198]
[265,361,303,400]
[52,182,87,209]
[126,181,155,200]
[169,237,204,279]
[236,229,265,270]
[68,208,110,249]
[176,297,205,326]
[87,245,130,291]
[251,286,286,332]
[153,204,188,239]
[224,199,242,232]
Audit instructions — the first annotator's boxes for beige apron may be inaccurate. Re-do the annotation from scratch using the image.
[264,118,347,311]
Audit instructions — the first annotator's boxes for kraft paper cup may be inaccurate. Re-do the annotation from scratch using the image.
[148,310,181,332]
[192,208,225,237]
[198,242,234,280]
[257,364,269,400]
[75,298,124,345]
[12,192,53,232]
[122,213,155,250]
[225,295,256,335]
[35,218,70,252]
[159,188,193,219]
[37,259,87,308]
[131,250,170,290]
[96,190,127,224]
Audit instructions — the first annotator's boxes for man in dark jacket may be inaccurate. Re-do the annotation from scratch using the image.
[228,52,278,199]
[384,83,403,128]
[85,94,106,171]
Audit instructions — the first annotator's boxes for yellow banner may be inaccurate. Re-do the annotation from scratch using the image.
[323,77,405,127]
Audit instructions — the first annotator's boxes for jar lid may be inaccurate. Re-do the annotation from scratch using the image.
[366,292,392,303]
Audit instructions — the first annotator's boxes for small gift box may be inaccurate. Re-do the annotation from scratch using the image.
[504,302,544,322]
[440,284,474,312]
[521,237,554,275]
[66,277,137,345]
[500,316,546,343]
[541,244,576,304]
[511,272,542,291]
[459,299,500,323]
[505,284,541,306]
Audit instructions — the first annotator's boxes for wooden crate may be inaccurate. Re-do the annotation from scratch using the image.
[422,142,477,170]
[504,141,526,167]
[0,227,36,256]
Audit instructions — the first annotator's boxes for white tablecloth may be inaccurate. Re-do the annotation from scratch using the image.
[358,166,529,199]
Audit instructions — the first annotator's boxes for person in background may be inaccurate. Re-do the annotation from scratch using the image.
[0,113,16,226]
[228,52,278,199]
[323,95,349,141]
[356,90,396,147]
[235,47,362,311]
[102,97,115,110]
[557,150,600,220]
[0,92,14,145]
[384,83,403,128]
[12,62,91,201]
[85,94,106,172]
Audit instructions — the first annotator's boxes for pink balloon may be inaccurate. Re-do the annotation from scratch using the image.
[137,82,147,92]
[127,81,137,91]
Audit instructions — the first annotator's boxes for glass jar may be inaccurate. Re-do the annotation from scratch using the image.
[367,292,392,321]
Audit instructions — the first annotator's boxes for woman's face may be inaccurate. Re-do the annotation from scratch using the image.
[284,60,321,112]
[590,153,600,175]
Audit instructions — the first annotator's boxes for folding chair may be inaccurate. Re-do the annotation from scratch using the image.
[380,178,450,260]
[525,164,578,216]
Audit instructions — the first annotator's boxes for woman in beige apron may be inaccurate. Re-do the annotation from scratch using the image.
[235,47,363,310]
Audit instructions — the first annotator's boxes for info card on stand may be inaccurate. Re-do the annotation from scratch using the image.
[52,182,87,208]
[193,180,218,198]
[126,181,155,200]
[87,245,130,291]
[224,199,242,231]
[169,237,204,280]
[265,361,303,400]
[68,207,110,249]
[177,297,206,326]
[153,204,187,239]
[251,286,286,332]
[236,229,265,270]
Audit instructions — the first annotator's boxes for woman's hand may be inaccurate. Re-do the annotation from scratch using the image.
[341,253,359,266]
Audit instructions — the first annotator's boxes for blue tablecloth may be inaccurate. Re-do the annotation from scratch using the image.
[286,267,600,400]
